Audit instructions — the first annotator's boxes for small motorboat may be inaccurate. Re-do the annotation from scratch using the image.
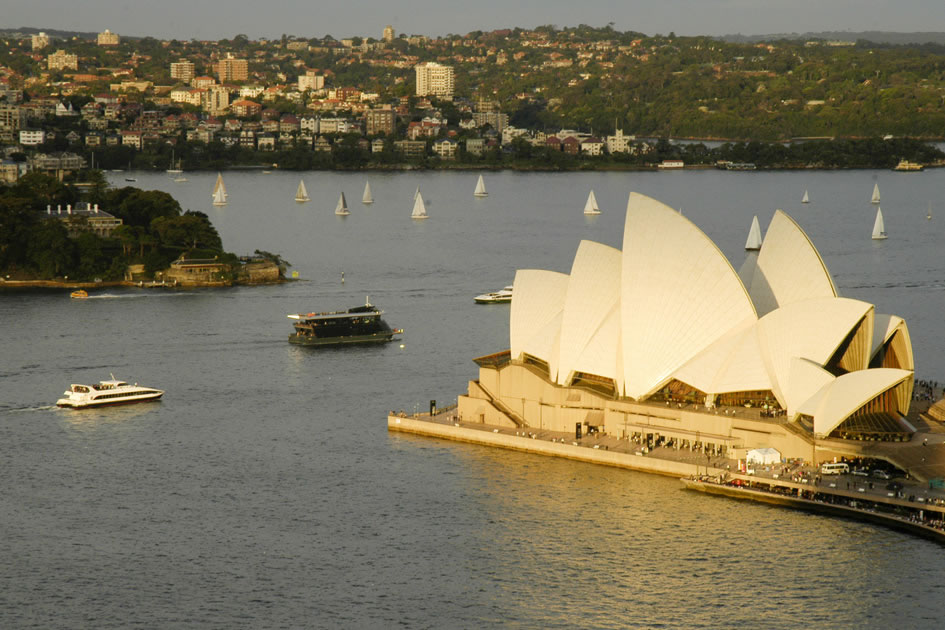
[70,290,88,299]
[474,286,513,304]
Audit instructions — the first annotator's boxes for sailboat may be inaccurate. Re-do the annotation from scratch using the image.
[474,174,488,197]
[335,192,349,215]
[583,190,601,215]
[745,215,763,250]
[801,190,810,204]
[362,181,373,205]
[212,186,227,206]
[411,192,429,219]
[295,180,310,202]
[167,149,182,174]
[211,173,228,200]
[871,182,880,204]
[871,207,887,240]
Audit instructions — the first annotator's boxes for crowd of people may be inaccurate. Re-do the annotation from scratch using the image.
[913,379,943,402]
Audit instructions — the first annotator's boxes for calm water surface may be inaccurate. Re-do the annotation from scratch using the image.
[1,169,943,628]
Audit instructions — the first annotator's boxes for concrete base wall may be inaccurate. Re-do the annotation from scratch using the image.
[388,415,716,478]
[458,361,814,461]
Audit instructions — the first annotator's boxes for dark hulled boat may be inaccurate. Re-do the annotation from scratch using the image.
[287,300,402,346]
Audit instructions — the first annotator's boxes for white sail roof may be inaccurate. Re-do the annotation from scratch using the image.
[556,241,621,385]
[499,191,915,432]
[870,314,914,371]
[799,368,913,437]
[756,296,873,406]
[749,210,837,317]
[620,193,757,399]
[785,357,836,417]
[671,321,770,396]
[510,269,569,376]
[572,303,621,384]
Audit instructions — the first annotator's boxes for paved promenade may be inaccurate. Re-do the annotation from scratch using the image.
[389,408,945,542]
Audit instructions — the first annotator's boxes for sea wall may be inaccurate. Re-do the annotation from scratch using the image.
[388,414,715,478]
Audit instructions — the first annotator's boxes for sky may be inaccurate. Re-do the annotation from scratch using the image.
[6,0,945,41]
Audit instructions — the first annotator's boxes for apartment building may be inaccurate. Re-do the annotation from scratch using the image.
[47,50,78,72]
[214,54,249,82]
[365,108,395,136]
[97,29,120,45]
[415,62,454,99]
[31,32,50,51]
[170,59,196,83]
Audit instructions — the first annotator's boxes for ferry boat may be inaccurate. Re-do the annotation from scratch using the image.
[893,159,923,171]
[57,376,164,408]
[474,286,513,304]
[287,299,402,346]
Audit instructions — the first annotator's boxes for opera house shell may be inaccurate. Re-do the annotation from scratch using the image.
[459,193,915,462]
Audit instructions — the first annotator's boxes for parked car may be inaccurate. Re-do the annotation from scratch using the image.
[852,468,869,477]
[872,469,892,480]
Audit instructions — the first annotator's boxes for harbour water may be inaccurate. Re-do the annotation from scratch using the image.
[2,169,944,627]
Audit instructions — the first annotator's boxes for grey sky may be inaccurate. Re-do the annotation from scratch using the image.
[6,0,945,41]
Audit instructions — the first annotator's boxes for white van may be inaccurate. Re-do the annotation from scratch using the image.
[820,462,850,475]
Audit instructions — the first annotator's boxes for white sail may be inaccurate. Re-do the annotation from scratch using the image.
[362,181,373,204]
[871,182,880,204]
[212,185,227,206]
[411,192,428,219]
[414,185,420,200]
[744,215,763,250]
[474,174,488,197]
[801,190,809,204]
[295,180,309,202]
[212,173,227,199]
[872,207,887,240]
[583,190,601,215]
[335,192,349,215]
[167,150,182,174]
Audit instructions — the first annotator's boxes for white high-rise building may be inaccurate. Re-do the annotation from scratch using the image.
[415,62,454,99]
[31,32,50,51]
[383,25,395,42]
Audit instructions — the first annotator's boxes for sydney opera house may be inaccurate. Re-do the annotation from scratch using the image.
[457,193,916,463]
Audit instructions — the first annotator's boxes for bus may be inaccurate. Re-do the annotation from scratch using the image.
[820,462,850,475]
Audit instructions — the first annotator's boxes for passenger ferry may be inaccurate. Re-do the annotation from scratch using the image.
[474,286,513,304]
[57,376,164,408]
[287,299,402,346]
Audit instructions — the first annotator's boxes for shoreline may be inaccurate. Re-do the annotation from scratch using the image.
[0,278,291,290]
[110,161,945,174]
[389,412,945,545]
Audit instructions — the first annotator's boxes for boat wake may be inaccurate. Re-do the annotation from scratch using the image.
[84,292,193,299]
[841,280,945,291]
[0,404,57,414]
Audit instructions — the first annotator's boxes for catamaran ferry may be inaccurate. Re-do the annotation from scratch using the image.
[57,376,164,408]
[287,299,402,346]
